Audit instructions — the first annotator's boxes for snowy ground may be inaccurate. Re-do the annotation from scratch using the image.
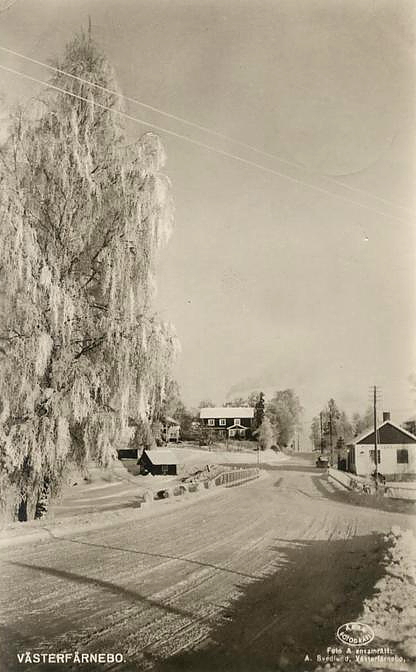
[315,527,416,672]
[47,446,287,520]
[173,443,289,465]
[0,453,415,672]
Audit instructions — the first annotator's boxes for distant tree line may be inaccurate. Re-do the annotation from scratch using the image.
[309,400,416,457]
[310,400,374,456]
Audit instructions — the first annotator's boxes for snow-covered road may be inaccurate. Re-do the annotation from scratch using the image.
[0,455,414,672]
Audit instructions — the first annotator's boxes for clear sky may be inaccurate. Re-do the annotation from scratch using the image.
[1,0,415,439]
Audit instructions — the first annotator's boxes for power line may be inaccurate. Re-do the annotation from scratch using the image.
[0,62,412,225]
[0,44,414,217]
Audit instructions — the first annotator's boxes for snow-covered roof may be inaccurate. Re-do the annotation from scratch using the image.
[143,449,177,465]
[163,416,180,426]
[199,407,254,419]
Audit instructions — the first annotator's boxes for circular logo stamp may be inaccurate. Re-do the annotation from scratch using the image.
[336,622,375,646]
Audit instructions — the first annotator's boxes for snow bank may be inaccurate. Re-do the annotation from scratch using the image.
[361,527,416,660]
[315,526,416,672]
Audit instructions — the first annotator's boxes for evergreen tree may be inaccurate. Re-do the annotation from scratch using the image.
[253,392,265,430]
[0,33,177,520]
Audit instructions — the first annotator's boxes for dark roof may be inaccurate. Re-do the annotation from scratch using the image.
[356,421,416,445]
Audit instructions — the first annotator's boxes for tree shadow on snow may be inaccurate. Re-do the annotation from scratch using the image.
[5,560,217,627]
[0,623,38,672]
[155,532,386,672]
[36,531,260,581]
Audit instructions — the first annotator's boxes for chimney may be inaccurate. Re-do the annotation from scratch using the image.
[383,411,390,422]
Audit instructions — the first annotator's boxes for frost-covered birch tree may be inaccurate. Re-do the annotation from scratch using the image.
[0,33,177,521]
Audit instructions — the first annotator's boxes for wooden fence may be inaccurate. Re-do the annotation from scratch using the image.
[214,467,260,488]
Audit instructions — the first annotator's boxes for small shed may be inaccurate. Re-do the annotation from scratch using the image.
[139,449,178,476]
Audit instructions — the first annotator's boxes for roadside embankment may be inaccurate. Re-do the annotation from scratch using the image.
[0,466,261,549]
[315,526,416,672]
[327,469,416,515]
[328,468,416,501]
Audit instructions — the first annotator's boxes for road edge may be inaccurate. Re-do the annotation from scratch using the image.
[0,470,267,550]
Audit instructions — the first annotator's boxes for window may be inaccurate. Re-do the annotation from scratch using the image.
[397,449,409,464]
[161,465,168,474]
[207,419,215,426]
[369,449,381,464]
[234,418,241,425]
[219,418,226,426]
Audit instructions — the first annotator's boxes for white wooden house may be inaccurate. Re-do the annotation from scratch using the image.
[348,413,416,480]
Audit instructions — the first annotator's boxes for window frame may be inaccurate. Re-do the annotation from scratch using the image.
[397,448,409,464]
[234,418,241,426]
[369,449,381,464]
[207,418,215,426]
[219,418,226,426]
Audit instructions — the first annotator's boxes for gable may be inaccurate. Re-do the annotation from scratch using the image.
[357,422,416,445]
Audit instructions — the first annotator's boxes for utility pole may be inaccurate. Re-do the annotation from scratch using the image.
[373,385,379,491]
[329,406,333,466]
[320,411,323,454]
